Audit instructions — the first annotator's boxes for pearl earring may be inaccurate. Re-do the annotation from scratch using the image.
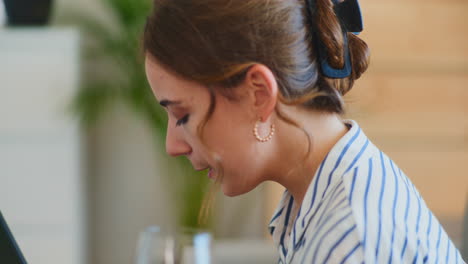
[253,118,275,142]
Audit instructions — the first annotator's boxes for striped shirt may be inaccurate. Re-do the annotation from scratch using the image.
[268,119,465,264]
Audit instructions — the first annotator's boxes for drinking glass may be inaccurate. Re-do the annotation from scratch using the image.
[135,226,212,264]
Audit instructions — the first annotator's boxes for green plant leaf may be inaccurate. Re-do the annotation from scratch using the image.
[59,0,212,229]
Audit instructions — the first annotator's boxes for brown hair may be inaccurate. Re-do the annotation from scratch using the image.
[143,0,370,224]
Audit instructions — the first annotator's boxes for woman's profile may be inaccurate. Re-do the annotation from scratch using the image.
[142,0,465,262]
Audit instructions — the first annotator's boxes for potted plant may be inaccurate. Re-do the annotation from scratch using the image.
[3,0,53,26]
[58,0,211,229]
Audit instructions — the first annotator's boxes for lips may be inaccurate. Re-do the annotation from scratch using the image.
[195,166,210,171]
[193,165,215,180]
[208,168,215,179]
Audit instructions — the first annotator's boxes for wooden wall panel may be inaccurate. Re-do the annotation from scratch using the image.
[346,74,468,148]
[361,1,468,68]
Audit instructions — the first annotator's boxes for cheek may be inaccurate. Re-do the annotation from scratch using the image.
[203,117,251,161]
[217,140,263,189]
[194,97,263,184]
[199,102,248,155]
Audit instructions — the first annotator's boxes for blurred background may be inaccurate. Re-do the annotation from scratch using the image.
[0,0,466,263]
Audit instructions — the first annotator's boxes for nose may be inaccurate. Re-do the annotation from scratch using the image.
[165,125,192,157]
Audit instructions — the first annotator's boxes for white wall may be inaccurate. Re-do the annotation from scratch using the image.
[0,1,5,26]
[0,28,85,264]
[86,104,177,264]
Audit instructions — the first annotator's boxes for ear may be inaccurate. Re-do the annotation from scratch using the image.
[244,64,278,122]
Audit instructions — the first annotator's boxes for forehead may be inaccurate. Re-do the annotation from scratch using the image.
[145,56,206,102]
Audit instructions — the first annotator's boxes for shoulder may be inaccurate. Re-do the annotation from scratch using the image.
[298,190,364,263]
[338,147,431,262]
[300,148,396,263]
[298,149,397,263]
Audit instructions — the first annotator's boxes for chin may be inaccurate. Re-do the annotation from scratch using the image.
[221,182,256,197]
[220,183,240,197]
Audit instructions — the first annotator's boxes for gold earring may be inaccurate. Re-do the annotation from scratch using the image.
[253,118,275,142]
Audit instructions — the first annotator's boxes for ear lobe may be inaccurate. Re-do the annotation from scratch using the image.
[246,64,278,121]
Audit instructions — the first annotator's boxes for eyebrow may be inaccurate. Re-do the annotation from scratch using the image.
[159,99,182,108]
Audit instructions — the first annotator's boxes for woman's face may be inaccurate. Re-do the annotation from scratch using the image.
[145,56,271,196]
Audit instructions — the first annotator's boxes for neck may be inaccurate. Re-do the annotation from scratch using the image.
[267,106,349,208]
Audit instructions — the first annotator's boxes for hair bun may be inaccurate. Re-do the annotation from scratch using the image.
[347,33,370,81]
[313,0,370,95]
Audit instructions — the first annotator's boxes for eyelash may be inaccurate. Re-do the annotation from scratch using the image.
[176,114,190,126]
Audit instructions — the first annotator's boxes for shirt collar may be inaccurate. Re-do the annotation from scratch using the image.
[268,119,373,259]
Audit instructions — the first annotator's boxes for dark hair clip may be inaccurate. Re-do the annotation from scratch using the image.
[334,0,363,34]
[308,0,364,78]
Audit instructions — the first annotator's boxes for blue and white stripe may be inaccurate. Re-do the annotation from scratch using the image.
[268,119,465,264]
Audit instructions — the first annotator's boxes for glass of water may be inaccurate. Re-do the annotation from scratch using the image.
[135,226,212,264]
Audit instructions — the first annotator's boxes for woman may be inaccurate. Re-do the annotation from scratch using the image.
[142,0,465,263]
